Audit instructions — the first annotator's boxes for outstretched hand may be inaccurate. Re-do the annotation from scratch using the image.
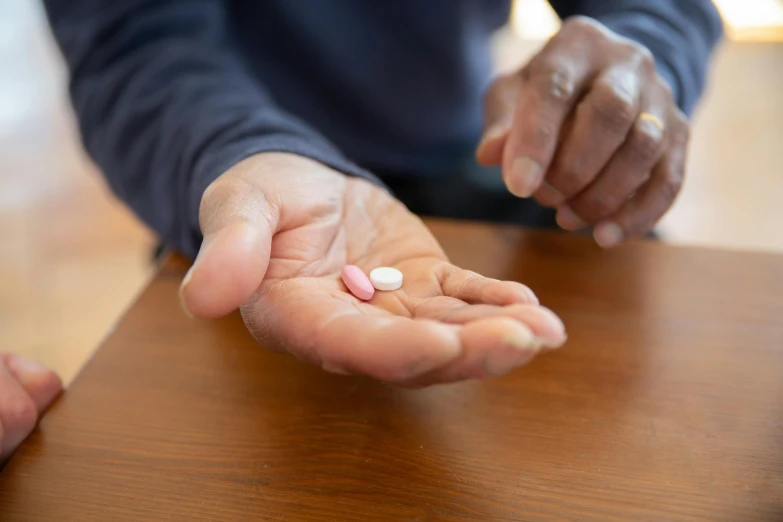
[180,153,566,386]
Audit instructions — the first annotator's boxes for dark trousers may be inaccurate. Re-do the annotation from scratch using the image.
[378,162,558,229]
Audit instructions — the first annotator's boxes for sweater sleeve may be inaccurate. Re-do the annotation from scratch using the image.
[548,0,724,115]
[42,0,380,257]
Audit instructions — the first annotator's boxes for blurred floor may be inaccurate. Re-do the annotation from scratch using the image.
[0,0,154,382]
[658,42,783,250]
[1,1,782,383]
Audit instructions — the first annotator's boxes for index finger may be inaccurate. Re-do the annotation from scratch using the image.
[502,54,591,198]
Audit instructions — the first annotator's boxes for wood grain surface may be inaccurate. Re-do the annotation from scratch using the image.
[1,220,782,521]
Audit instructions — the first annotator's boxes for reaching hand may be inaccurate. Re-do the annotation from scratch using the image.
[477,17,690,248]
[179,153,567,386]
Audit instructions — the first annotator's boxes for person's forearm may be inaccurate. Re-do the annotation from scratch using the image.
[549,0,724,115]
[42,0,378,257]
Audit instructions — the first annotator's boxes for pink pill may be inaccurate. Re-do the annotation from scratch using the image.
[341,265,375,301]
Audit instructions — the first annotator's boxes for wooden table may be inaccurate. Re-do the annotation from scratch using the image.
[1,220,782,521]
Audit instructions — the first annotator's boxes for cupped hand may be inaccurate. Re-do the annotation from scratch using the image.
[179,153,567,387]
[476,16,690,248]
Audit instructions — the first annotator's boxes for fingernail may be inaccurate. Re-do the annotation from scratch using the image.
[178,268,195,319]
[594,222,624,248]
[7,355,49,376]
[556,206,588,231]
[540,333,568,350]
[542,308,566,336]
[506,157,543,198]
[505,329,539,351]
[178,232,220,320]
[478,123,510,150]
[524,287,540,305]
[485,330,539,376]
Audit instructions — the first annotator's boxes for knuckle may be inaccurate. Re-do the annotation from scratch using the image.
[450,272,482,300]
[633,45,655,69]
[551,170,585,196]
[589,83,637,131]
[614,39,638,56]
[630,123,665,163]
[533,119,560,144]
[638,45,655,63]
[579,194,619,219]
[199,171,278,234]
[673,112,691,143]
[531,62,577,104]
[660,171,683,202]
[200,176,254,223]
[533,181,566,207]
[681,125,691,145]
[202,174,253,204]
[659,79,675,102]
[564,16,606,39]
[674,109,689,127]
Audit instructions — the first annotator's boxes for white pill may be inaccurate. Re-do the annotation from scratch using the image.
[369,267,403,291]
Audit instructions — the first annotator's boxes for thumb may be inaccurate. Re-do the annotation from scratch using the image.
[475,73,519,166]
[180,174,279,319]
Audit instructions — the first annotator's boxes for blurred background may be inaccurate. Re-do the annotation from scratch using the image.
[1,0,782,383]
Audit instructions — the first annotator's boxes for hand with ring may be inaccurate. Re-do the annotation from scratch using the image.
[476,16,691,247]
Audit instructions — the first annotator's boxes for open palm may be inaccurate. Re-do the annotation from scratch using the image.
[182,153,566,386]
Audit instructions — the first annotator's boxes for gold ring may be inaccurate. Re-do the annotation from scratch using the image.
[638,112,665,133]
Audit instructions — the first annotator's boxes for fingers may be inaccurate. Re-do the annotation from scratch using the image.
[556,84,669,230]
[539,63,644,209]
[406,317,547,386]
[0,355,61,461]
[180,169,280,318]
[488,15,680,244]
[319,315,464,384]
[594,114,689,247]
[460,318,542,378]
[322,314,549,386]
[2,354,62,413]
[501,18,631,199]
[440,269,539,306]
[410,293,566,347]
[476,74,519,166]
[501,55,588,198]
[244,275,566,386]
[247,289,465,384]
[439,303,566,347]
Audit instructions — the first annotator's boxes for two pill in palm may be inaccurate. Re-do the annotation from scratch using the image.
[341,265,402,300]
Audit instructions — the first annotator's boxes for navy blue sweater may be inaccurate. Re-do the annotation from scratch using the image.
[42,0,723,256]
